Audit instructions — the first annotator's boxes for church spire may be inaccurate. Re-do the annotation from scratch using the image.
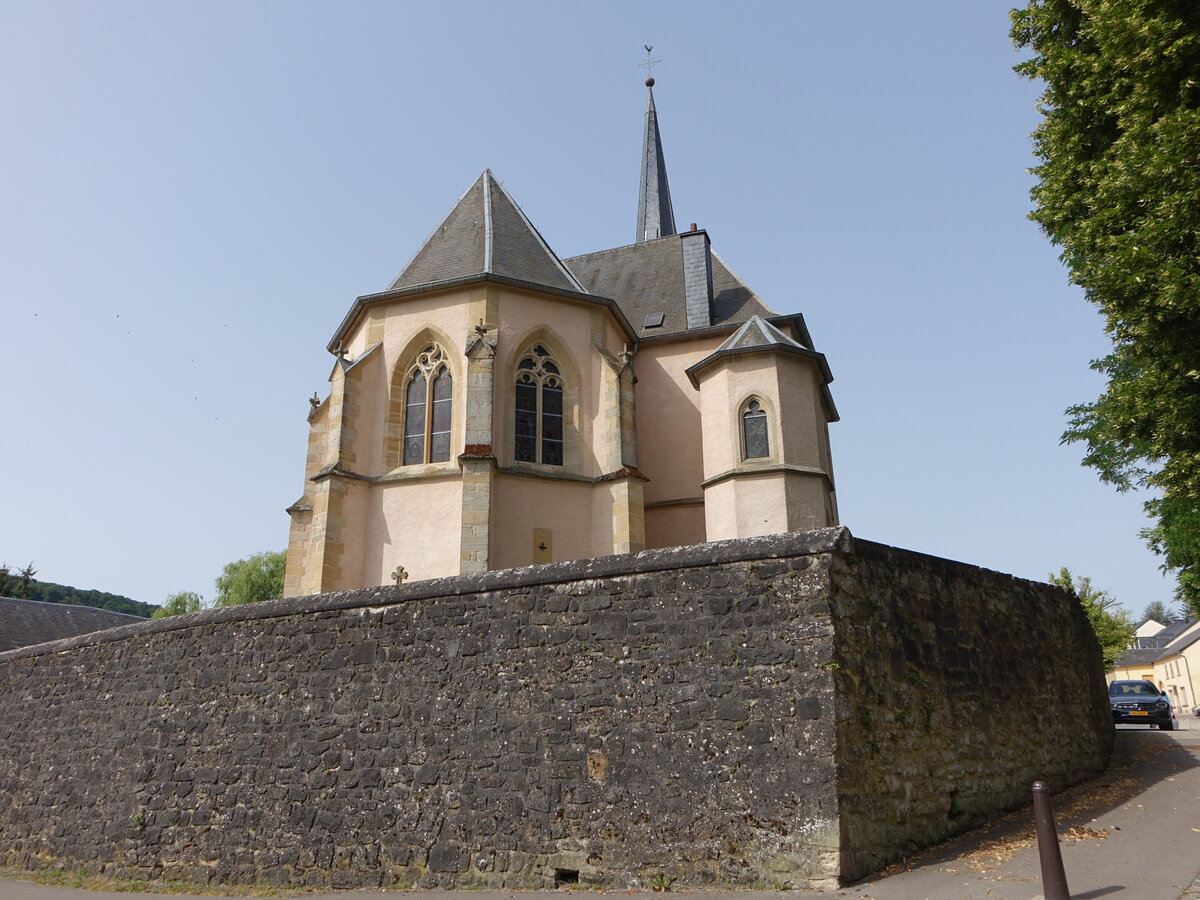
[635,50,676,243]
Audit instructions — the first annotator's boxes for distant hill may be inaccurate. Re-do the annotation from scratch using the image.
[23,582,155,618]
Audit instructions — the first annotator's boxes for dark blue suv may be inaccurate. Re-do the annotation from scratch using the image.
[1110,679,1174,730]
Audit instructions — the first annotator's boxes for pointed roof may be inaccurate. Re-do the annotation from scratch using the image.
[636,79,676,243]
[389,170,584,294]
[715,316,804,353]
[683,315,839,420]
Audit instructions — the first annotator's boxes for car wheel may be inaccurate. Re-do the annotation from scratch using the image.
[1161,720,1174,731]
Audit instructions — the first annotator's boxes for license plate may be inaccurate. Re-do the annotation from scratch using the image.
[1131,711,1148,716]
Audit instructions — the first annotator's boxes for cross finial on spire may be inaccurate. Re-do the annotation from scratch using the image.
[638,45,660,86]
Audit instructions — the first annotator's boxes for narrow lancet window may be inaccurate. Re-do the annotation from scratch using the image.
[401,343,452,465]
[742,399,769,460]
[515,345,564,466]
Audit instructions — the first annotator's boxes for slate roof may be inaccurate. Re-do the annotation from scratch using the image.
[1135,618,1195,648]
[682,315,839,420]
[389,170,584,295]
[0,596,147,652]
[716,316,804,352]
[564,236,775,339]
[636,82,676,243]
[1114,618,1200,669]
[1114,647,1164,669]
[348,85,806,350]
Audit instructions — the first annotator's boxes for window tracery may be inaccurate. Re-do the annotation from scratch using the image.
[514,344,564,466]
[402,343,452,465]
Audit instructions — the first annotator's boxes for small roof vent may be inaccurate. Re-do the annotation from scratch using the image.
[643,312,665,329]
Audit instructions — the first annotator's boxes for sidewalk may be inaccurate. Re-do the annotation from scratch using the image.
[828,721,1200,899]
[4,725,1200,900]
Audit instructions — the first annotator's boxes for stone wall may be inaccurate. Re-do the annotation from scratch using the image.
[0,528,1111,890]
[830,540,1113,881]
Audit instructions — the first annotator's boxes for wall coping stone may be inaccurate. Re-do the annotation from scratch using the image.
[851,538,1071,597]
[0,526,853,663]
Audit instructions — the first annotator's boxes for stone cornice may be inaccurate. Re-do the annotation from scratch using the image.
[329,273,638,353]
[701,463,832,489]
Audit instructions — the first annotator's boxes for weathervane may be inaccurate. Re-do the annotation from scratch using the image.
[639,45,661,85]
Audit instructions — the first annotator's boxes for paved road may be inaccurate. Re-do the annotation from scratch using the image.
[4,726,1200,900]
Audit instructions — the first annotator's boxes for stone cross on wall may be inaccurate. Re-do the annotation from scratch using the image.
[391,565,408,586]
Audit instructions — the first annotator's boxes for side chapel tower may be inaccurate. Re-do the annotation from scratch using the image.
[284,74,839,598]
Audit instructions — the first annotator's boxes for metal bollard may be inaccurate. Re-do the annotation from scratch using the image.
[1032,781,1071,900]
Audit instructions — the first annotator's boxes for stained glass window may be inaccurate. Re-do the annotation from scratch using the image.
[403,372,427,465]
[742,399,769,460]
[430,367,452,462]
[515,376,538,462]
[515,347,565,466]
[401,344,452,465]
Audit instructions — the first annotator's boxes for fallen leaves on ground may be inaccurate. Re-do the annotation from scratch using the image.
[879,755,1148,878]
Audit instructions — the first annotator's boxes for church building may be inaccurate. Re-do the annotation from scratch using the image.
[284,77,839,597]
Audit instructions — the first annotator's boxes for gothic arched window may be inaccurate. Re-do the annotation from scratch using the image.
[741,398,769,460]
[402,344,452,465]
[515,344,563,466]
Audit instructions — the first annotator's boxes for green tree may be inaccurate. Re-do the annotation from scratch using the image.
[213,551,285,608]
[1011,3,1200,615]
[1141,599,1179,625]
[1,562,38,599]
[15,562,37,599]
[23,581,156,617]
[1049,567,1136,669]
[152,590,206,619]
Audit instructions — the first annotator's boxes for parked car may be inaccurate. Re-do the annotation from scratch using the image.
[1109,680,1174,730]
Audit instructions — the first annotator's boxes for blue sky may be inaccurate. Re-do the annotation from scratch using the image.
[0,1,1178,618]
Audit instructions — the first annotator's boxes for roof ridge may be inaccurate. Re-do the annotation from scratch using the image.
[387,172,486,290]
[565,234,679,263]
[716,315,803,353]
[482,170,495,274]
[387,171,585,295]
[487,175,586,293]
[710,248,777,316]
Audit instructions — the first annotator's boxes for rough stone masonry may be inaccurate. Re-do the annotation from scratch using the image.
[0,528,1112,890]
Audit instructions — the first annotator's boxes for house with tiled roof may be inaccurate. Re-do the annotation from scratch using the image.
[284,78,838,596]
[1111,618,1200,714]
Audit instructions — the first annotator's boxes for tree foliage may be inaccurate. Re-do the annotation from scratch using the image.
[214,551,286,608]
[0,562,37,599]
[1012,2,1200,614]
[1141,599,1180,624]
[152,590,206,619]
[1,561,156,616]
[1049,567,1136,668]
